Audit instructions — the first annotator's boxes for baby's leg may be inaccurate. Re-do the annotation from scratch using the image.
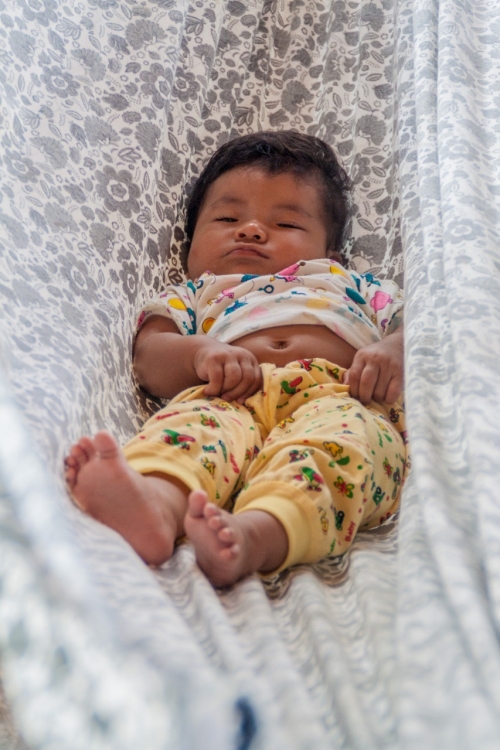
[65,431,188,565]
[184,490,288,588]
[184,361,406,584]
[66,389,260,568]
[229,395,406,572]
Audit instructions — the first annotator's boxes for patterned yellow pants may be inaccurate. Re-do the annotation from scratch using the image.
[123,358,408,573]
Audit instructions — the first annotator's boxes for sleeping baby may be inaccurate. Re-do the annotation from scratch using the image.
[65,130,408,587]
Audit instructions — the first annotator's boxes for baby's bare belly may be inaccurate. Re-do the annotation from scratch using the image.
[232,324,357,369]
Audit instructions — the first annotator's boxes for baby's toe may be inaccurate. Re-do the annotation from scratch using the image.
[207,512,225,532]
[68,446,87,471]
[79,436,96,459]
[70,439,92,467]
[218,526,235,543]
[187,489,209,518]
[65,466,77,489]
[220,542,240,560]
[203,502,220,520]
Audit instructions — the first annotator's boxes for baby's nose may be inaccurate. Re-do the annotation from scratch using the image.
[236,221,267,241]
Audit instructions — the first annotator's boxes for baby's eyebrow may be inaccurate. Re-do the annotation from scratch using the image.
[209,195,244,208]
[273,203,314,219]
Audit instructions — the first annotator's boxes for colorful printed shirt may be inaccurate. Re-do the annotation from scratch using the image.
[136,259,404,351]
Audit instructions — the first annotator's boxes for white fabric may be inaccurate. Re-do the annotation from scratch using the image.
[138,259,404,348]
[1,0,500,748]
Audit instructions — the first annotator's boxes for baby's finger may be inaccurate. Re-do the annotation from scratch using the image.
[203,361,225,396]
[237,362,263,402]
[357,362,380,404]
[220,359,243,395]
[372,369,393,403]
[222,360,259,402]
[344,356,365,399]
[384,373,403,404]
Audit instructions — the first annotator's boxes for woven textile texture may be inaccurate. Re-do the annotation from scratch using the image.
[1,0,500,747]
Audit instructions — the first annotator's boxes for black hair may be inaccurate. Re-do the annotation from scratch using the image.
[184,130,352,261]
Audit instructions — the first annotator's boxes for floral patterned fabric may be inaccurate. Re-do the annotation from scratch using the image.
[1,0,500,747]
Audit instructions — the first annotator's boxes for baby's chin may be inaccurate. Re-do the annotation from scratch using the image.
[186,250,342,279]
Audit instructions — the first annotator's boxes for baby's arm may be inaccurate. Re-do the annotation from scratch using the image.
[343,324,404,405]
[133,315,262,402]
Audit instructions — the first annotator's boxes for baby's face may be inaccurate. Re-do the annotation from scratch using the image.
[187,166,329,279]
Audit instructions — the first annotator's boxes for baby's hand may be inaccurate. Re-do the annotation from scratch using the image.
[193,340,262,403]
[343,327,404,405]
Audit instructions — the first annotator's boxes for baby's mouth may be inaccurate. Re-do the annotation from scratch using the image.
[228,245,268,258]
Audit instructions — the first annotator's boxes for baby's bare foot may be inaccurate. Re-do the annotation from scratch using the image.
[185,490,288,587]
[64,431,188,565]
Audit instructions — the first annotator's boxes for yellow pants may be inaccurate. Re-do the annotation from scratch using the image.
[124,359,408,573]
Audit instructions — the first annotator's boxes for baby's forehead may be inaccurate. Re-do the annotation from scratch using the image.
[212,163,320,184]
[207,164,326,203]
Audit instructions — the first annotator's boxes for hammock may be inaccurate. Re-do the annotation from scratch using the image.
[2,0,500,747]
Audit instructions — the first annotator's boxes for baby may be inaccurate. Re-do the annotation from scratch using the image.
[65,131,407,587]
